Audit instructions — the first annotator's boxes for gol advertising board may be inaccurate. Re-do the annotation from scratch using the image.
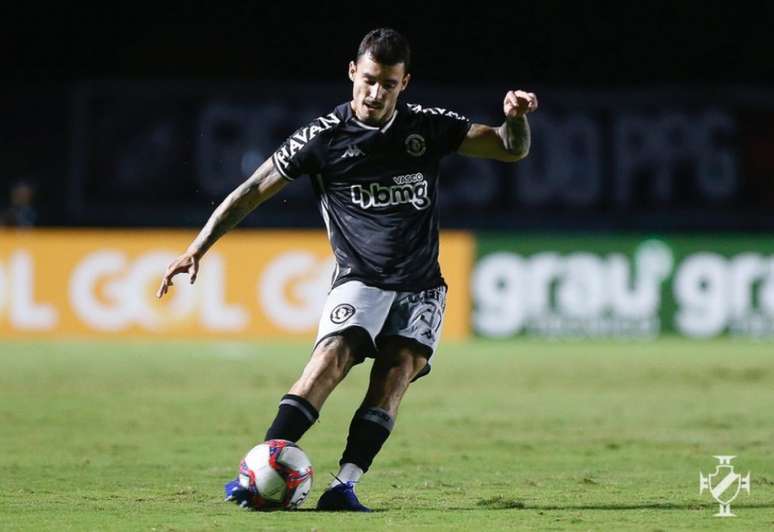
[473,234,774,339]
[0,230,473,340]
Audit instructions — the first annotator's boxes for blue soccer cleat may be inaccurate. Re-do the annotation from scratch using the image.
[224,479,256,510]
[316,481,371,512]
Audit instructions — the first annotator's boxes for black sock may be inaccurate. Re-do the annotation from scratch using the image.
[264,394,319,442]
[340,407,394,473]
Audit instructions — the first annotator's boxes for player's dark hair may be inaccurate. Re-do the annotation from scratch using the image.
[356,28,411,72]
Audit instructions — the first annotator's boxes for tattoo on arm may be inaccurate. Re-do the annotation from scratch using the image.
[188,160,284,257]
[498,115,531,158]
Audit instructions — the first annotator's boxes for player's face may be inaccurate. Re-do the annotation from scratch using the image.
[349,53,410,126]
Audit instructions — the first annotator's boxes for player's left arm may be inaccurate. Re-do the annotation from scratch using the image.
[457,90,538,162]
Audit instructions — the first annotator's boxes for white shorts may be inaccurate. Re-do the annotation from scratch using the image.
[315,281,447,379]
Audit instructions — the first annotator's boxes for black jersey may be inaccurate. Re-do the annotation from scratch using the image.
[271,101,471,291]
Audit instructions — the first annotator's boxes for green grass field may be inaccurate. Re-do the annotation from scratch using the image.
[1,339,773,531]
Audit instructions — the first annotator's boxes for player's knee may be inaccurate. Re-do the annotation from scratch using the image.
[375,338,430,381]
[402,354,429,383]
[311,339,351,383]
[312,329,368,382]
[396,350,425,376]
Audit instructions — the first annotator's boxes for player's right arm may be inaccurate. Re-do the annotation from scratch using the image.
[457,90,538,162]
[156,158,288,298]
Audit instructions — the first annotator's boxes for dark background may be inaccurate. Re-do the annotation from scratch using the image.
[4,2,773,84]
[2,1,773,229]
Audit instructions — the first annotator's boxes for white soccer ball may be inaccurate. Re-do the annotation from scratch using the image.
[238,439,314,510]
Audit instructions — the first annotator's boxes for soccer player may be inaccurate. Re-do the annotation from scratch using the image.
[157,28,537,511]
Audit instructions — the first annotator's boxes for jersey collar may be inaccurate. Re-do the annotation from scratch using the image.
[348,102,399,134]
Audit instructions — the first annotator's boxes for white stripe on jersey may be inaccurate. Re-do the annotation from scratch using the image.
[315,173,339,283]
[315,173,331,238]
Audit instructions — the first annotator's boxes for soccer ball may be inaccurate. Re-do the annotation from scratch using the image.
[237,439,314,510]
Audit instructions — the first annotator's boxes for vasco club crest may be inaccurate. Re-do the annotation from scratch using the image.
[405,134,426,157]
[330,303,356,324]
[699,455,751,517]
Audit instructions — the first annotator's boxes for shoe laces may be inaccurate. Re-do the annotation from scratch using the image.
[329,472,359,486]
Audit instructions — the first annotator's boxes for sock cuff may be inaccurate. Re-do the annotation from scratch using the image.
[279,394,319,423]
[355,407,394,432]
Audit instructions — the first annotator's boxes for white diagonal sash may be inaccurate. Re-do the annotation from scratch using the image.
[711,471,739,500]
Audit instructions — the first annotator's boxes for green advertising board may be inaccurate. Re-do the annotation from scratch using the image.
[473,234,774,339]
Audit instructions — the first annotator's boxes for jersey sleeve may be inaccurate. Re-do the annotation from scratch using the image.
[271,112,340,181]
[408,104,472,157]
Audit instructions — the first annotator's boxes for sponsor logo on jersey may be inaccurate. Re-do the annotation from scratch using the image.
[273,112,341,171]
[407,103,468,122]
[330,303,356,324]
[350,173,430,211]
[340,144,365,160]
[405,134,426,157]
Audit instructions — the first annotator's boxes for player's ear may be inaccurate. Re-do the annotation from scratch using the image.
[400,72,411,92]
[348,61,356,82]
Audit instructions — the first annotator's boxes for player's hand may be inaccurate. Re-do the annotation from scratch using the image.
[156,251,199,299]
[503,90,538,119]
